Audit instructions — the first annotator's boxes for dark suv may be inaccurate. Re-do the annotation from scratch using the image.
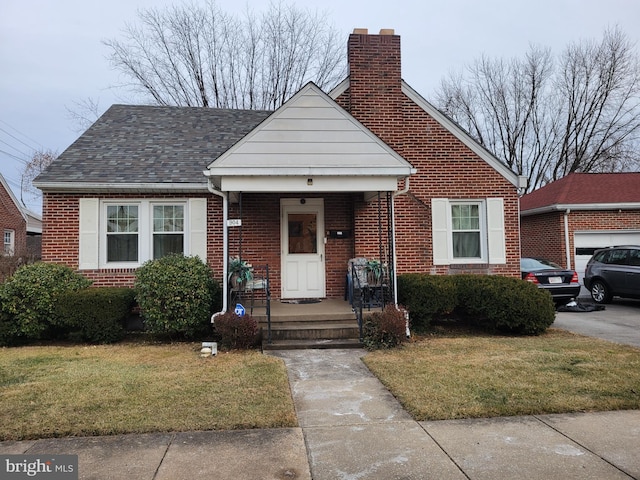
[583,246,640,304]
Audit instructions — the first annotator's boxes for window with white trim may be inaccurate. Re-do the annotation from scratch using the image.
[95,200,194,268]
[451,202,483,259]
[79,198,207,270]
[431,198,505,265]
[106,205,139,262]
[152,204,184,259]
[4,230,14,255]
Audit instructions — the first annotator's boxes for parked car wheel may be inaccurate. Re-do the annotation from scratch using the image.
[590,279,612,304]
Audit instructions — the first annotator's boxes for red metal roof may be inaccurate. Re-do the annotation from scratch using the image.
[520,172,640,212]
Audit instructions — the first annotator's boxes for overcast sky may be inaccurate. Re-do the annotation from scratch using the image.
[1,0,639,213]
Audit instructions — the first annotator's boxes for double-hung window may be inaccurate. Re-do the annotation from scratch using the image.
[431,198,505,265]
[451,203,481,259]
[3,230,14,255]
[106,205,139,262]
[153,205,184,259]
[79,198,207,270]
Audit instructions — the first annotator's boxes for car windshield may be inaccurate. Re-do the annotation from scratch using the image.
[521,258,562,271]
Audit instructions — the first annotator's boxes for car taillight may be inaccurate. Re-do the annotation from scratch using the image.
[524,273,539,284]
[570,272,579,284]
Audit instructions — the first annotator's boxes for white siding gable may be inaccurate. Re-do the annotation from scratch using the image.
[207,83,415,178]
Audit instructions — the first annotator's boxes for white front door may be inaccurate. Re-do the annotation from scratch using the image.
[281,199,325,299]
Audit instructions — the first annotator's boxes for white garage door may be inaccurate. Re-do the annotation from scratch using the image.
[575,231,640,295]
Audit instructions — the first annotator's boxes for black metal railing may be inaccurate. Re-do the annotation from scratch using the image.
[348,259,391,342]
[229,263,271,343]
[349,261,365,341]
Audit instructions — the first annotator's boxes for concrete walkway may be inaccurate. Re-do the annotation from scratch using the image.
[271,349,640,480]
[1,349,639,479]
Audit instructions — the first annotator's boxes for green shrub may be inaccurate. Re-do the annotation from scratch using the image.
[397,274,457,331]
[363,305,408,350]
[0,262,91,345]
[213,311,259,350]
[56,288,135,343]
[397,273,556,336]
[453,275,556,335]
[134,254,218,339]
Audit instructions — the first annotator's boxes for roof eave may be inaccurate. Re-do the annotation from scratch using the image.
[521,202,640,216]
[34,182,209,194]
[203,167,416,177]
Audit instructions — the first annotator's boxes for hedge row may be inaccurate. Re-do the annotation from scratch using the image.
[56,288,136,343]
[0,263,92,345]
[1,255,223,346]
[0,262,136,346]
[398,274,556,335]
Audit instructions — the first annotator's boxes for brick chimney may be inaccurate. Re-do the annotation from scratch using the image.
[347,28,403,145]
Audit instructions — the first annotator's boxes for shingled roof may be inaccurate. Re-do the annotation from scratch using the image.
[520,172,640,214]
[34,104,271,191]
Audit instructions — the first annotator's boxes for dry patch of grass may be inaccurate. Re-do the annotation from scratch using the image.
[0,342,296,441]
[363,328,640,420]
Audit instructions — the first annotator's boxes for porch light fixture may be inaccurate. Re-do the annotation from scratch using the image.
[307,178,313,185]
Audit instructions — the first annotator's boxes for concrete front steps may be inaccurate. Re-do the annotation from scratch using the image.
[261,318,362,350]
[254,298,363,350]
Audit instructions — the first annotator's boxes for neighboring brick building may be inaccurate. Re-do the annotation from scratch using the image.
[35,29,523,307]
[520,172,640,284]
[0,174,42,261]
[1,173,27,257]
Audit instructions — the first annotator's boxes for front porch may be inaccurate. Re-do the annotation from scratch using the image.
[228,260,391,350]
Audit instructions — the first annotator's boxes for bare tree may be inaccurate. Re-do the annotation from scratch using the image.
[436,27,640,192]
[21,149,57,204]
[103,0,347,110]
[66,98,103,133]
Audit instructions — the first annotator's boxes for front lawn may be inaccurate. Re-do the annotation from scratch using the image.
[363,328,640,420]
[0,342,296,441]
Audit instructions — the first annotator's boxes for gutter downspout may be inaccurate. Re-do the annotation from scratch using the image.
[207,178,228,321]
[564,208,572,270]
[392,177,411,306]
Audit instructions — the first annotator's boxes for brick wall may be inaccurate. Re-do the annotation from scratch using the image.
[337,31,522,278]
[521,209,640,269]
[42,192,213,287]
[226,193,355,299]
[0,183,27,255]
[521,212,565,266]
[43,191,356,297]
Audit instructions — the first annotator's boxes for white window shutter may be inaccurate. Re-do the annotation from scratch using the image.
[431,198,450,265]
[189,198,207,261]
[79,198,99,270]
[487,197,506,264]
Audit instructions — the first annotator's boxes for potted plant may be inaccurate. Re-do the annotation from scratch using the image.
[228,257,253,289]
[366,259,384,286]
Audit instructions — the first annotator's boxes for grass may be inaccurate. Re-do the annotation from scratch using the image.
[0,341,296,441]
[3,328,640,441]
[363,327,640,420]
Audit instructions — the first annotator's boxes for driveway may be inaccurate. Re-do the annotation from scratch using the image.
[553,298,640,348]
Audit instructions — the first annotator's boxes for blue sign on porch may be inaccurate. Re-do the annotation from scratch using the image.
[234,303,246,317]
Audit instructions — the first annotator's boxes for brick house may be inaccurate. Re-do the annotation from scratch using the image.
[0,174,42,260]
[35,29,523,315]
[1,173,27,256]
[520,172,640,285]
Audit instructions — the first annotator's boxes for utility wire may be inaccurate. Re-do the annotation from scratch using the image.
[0,120,42,151]
[0,148,29,165]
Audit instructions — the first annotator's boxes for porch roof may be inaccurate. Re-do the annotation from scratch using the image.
[205,83,416,193]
